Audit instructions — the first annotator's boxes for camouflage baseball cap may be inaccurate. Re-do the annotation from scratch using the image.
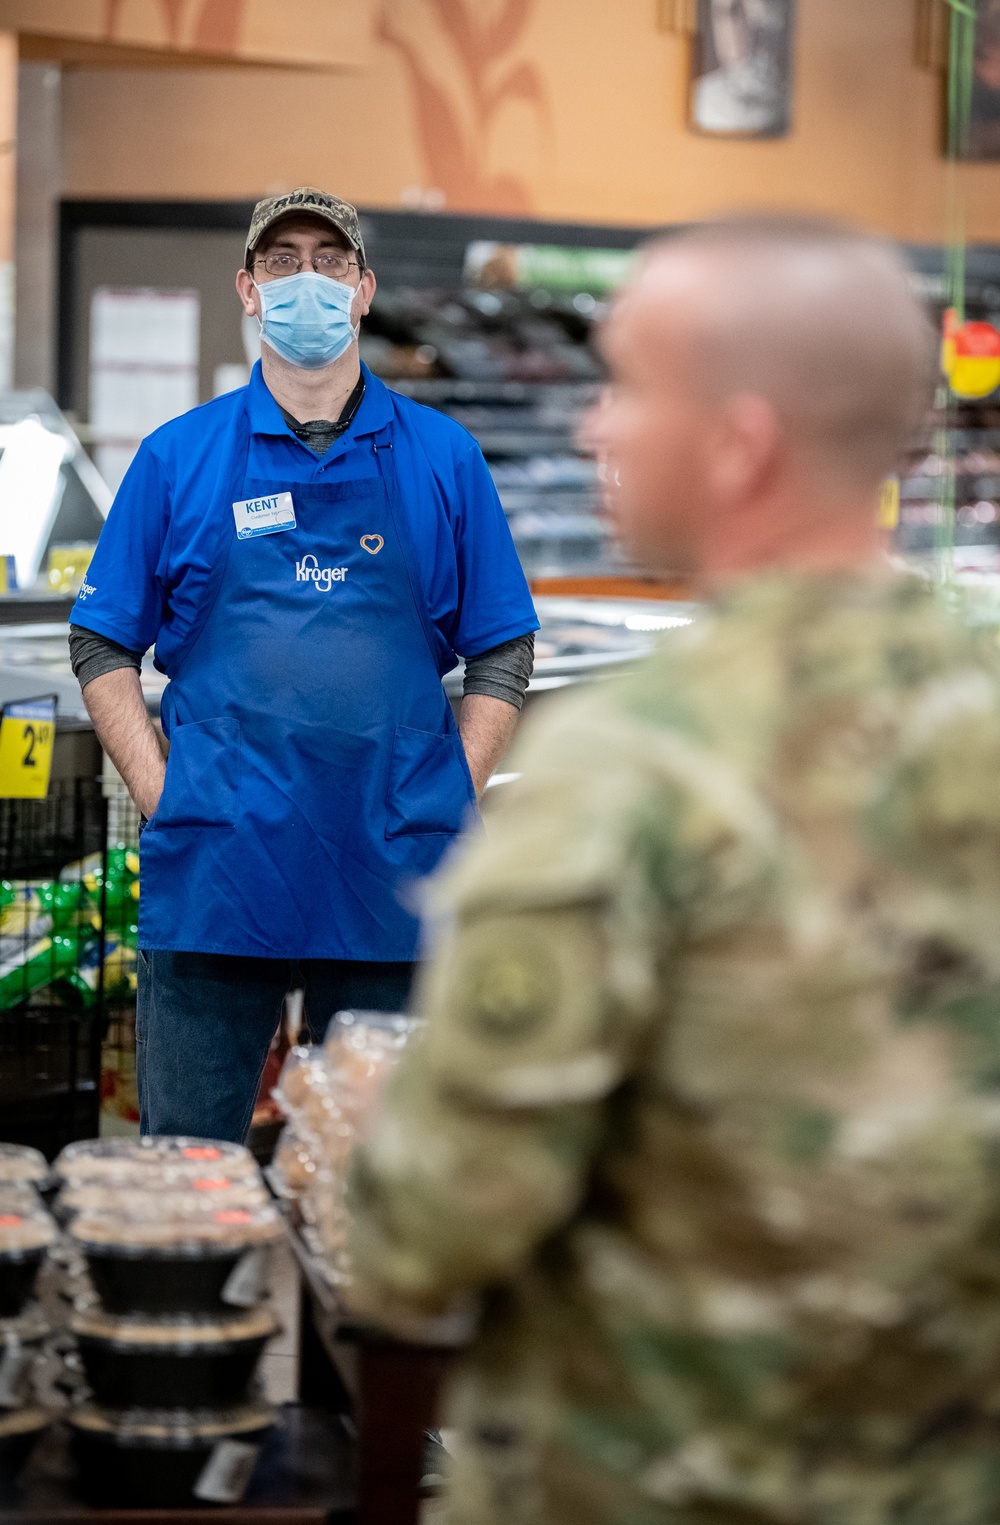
[245,187,365,267]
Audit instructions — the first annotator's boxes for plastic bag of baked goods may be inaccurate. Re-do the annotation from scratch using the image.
[303,1011,420,1282]
[271,1127,322,1198]
[271,1046,331,1126]
[270,1047,335,1199]
[322,1011,420,1126]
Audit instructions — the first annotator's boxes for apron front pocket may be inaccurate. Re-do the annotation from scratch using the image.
[154,717,241,829]
[386,724,475,838]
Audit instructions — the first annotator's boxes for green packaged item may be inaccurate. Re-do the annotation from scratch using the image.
[0,885,48,939]
[73,934,135,999]
[0,931,83,1011]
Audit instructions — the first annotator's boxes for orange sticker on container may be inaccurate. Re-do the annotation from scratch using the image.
[0,1214,23,1227]
[213,1209,252,1224]
[193,1177,231,1191]
[182,1147,222,1160]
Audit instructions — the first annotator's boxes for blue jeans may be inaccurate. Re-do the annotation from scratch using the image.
[135,950,416,1143]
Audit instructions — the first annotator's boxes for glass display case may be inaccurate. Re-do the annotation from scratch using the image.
[0,391,110,608]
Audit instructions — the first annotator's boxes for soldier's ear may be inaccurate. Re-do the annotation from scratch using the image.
[708,394,781,503]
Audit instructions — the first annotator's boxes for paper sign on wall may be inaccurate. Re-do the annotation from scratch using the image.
[90,288,200,495]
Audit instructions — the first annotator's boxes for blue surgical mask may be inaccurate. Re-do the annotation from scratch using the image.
[255,270,360,370]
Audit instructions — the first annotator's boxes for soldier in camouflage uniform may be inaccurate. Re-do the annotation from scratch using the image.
[348,219,1000,1524]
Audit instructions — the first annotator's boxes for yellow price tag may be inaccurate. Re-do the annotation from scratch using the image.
[0,697,57,799]
[878,476,900,531]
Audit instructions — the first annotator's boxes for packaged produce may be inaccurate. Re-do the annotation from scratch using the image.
[0,1408,48,1500]
[0,1203,56,1317]
[55,1136,258,1186]
[70,1306,279,1410]
[0,1145,49,1189]
[69,1201,283,1317]
[68,1402,273,1508]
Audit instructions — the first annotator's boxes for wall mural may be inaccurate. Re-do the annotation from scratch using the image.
[377,0,549,213]
[101,0,246,53]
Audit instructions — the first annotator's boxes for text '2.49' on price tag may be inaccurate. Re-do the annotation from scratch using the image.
[0,695,57,799]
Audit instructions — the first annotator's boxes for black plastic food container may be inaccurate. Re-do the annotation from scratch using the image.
[68,1404,273,1508]
[84,1243,251,1316]
[71,1308,278,1410]
[0,1409,47,1503]
[0,1247,46,1319]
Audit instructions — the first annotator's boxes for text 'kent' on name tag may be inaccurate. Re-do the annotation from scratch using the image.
[233,491,296,540]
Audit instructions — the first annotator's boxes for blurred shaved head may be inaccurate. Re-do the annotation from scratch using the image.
[588,213,936,581]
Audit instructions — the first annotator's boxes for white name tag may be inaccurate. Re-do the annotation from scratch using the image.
[233,491,296,540]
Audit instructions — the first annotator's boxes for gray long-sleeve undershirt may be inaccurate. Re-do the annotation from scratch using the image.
[69,627,535,709]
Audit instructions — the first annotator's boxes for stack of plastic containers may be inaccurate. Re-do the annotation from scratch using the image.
[54,1137,284,1507]
[0,1146,56,1499]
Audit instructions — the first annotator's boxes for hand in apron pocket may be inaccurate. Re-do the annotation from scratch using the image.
[385,724,476,838]
[152,717,242,829]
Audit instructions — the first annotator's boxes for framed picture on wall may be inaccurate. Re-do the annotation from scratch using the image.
[691,0,795,138]
[967,0,1000,158]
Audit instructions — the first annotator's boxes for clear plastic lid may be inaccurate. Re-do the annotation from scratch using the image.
[325,1008,422,1054]
[0,1183,42,1216]
[0,1143,50,1186]
[55,1136,258,1184]
[0,1203,56,1254]
[69,1199,284,1253]
[58,1176,268,1219]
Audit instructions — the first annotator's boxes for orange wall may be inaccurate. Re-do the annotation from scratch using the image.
[58,0,1000,243]
[0,0,374,69]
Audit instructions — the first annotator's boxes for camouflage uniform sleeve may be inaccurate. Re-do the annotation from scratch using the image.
[346,684,777,1330]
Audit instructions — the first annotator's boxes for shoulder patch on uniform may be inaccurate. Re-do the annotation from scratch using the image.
[458,942,557,1044]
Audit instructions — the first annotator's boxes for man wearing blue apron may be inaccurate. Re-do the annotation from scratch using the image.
[68,188,538,1142]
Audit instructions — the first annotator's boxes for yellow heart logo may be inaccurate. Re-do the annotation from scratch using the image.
[360,535,384,554]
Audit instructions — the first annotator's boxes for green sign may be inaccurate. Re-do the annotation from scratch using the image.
[515,245,636,293]
[465,240,637,294]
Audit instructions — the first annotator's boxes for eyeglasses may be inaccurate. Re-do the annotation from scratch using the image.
[253,251,361,279]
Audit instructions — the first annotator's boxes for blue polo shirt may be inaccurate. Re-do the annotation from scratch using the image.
[71,361,538,677]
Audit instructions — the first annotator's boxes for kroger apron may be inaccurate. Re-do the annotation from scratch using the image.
[138,398,477,959]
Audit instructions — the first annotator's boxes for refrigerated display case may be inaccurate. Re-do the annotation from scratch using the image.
[0,391,110,621]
